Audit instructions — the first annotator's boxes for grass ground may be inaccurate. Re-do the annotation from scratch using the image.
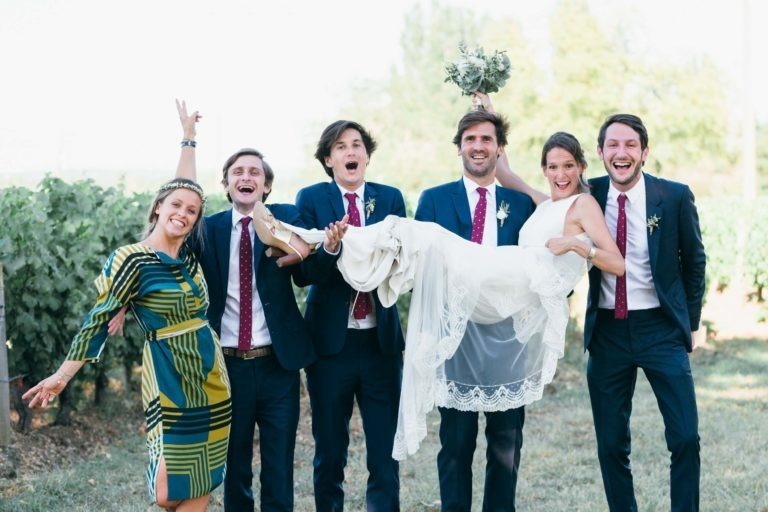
[1,336,767,511]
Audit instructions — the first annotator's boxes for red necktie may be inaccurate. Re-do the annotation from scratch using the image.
[238,217,253,350]
[471,187,487,244]
[614,193,628,319]
[344,192,373,319]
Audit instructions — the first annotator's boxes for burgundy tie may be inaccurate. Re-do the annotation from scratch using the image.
[238,217,253,350]
[614,193,628,319]
[344,192,373,319]
[471,187,488,244]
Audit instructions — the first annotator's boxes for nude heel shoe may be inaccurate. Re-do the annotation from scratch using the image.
[252,202,311,261]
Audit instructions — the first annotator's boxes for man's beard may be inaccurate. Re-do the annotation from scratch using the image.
[462,153,496,179]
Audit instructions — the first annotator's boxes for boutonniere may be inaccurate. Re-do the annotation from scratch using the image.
[365,198,376,219]
[647,214,661,235]
[497,200,510,227]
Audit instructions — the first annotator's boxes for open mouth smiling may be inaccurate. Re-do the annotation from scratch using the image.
[613,161,632,171]
[345,162,359,170]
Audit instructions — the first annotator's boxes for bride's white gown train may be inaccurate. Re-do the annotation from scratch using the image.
[285,194,590,459]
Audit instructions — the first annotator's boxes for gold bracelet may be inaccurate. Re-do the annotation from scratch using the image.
[55,371,73,386]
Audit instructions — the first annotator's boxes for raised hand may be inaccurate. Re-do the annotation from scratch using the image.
[323,215,350,254]
[175,99,201,141]
[471,91,494,112]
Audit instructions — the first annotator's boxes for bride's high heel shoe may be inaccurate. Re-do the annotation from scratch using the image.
[252,202,312,261]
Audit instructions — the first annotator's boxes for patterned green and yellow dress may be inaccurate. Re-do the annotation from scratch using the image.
[66,243,231,502]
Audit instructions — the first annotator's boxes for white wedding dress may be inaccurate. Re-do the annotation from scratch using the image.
[284,194,591,459]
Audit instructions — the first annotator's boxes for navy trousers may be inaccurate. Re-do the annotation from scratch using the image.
[437,407,525,512]
[587,308,700,512]
[223,353,300,512]
[306,328,402,512]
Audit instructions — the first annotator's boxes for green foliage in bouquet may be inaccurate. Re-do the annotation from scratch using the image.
[444,42,512,95]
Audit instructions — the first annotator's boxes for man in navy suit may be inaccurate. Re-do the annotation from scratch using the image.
[584,114,706,512]
[295,120,406,511]
[415,109,535,512]
[174,104,331,511]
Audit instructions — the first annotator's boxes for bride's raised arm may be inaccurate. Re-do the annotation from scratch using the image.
[472,92,548,205]
[496,148,549,205]
[175,99,201,181]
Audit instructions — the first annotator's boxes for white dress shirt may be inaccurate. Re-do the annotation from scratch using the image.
[336,182,377,329]
[219,208,272,348]
[599,175,661,310]
[462,176,498,247]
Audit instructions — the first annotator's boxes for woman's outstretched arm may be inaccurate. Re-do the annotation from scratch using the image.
[546,195,624,275]
[175,99,201,181]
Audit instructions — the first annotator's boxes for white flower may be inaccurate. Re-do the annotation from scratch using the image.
[365,198,376,219]
[497,201,510,227]
[647,214,661,235]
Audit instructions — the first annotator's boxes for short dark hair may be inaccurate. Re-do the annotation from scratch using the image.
[221,148,274,202]
[314,120,377,178]
[452,110,509,148]
[597,113,649,151]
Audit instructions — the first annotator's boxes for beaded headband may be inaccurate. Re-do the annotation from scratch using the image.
[158,181,206,204]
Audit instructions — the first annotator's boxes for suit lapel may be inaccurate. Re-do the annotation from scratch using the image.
[495,186,510,246]
[593,177,609,213]
[215,211,233,287]
[363,184,379,225]
[644,174,663,274]
[253,207,268,272]
[327,182,346,221]
[451,179,473,240]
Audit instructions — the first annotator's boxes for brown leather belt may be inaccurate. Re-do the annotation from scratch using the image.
[221,346,273,360]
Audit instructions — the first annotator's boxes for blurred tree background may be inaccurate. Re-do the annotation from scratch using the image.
[291,0,747,206]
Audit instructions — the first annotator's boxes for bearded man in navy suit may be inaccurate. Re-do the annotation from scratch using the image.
[585,114,706,512]
[415,109,535,512]
[295,120,406,511]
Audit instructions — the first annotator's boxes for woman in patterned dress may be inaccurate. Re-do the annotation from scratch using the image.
[24,178,231,512]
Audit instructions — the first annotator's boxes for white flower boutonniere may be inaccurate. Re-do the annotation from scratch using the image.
[365,198,376,219]
[497,200,510,227]
[647,214,661,235]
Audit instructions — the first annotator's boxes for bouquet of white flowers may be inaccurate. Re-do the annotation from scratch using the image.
[444,42,512,96]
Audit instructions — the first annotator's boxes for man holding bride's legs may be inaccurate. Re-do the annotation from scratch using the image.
[415,109,535,512]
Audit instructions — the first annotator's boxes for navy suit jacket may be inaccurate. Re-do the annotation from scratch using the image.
[295,181,406,356]
[193,204,317,371]
[414,179,534,246]
[584,173,706,352]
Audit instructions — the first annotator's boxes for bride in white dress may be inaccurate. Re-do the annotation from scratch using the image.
[256,127,624,459]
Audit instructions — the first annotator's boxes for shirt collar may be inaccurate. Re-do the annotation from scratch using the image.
[462,176,495,199]
[231,207,253,227]
[336,181,366,200]
[608,172,645,205]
